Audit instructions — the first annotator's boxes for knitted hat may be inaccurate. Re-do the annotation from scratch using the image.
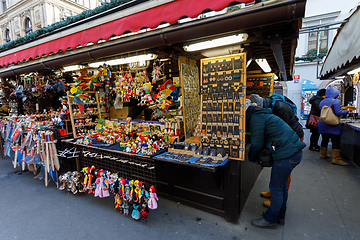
[245,99,255,111]
[249,94,264,108]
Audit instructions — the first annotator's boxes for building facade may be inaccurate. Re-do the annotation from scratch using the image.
[0,0,100,45]
[288,0,360,118]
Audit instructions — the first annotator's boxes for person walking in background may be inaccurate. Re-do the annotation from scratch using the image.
[246,101,306,229]
[318,88,349,165]
[306,89,326,151]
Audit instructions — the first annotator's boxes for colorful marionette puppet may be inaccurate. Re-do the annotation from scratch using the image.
[69,86,89,116]
[148,186,158,210]
[151,61,164,83]
[122,200,130,216]
[114,178,125,213]
[133,180,143,203]
[138,82,154,106]
[121,179,132,215]
[109,172,119,194]
[140,182,150,204]
[58,171,73,192]
[94,169,110,198]
[131,202,141,220]
[83,166,96,194]
[141,203,150,223]
[71,171,85,194]
[114,194,123,212]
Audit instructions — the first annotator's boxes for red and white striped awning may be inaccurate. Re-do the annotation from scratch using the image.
[0,0,252,67]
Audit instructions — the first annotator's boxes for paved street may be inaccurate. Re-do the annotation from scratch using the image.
[0,129,359,240]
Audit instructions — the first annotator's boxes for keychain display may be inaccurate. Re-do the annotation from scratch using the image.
[200,53,246,160]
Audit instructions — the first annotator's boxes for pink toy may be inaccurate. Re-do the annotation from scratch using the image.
[148,186,158,210]
[94,169,110,198]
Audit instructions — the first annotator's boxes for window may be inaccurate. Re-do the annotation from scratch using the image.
[2,0,6,11]
[308,27,328,51]
[25,18,32,35]
[5,29,10,42]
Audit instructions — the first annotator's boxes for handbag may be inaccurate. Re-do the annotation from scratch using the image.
[255,147,273,167]
[306,114,319,128]
[320,99,340,125]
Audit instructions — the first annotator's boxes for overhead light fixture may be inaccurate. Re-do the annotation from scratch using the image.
[63,65,80,72]
[255,59,272,73]
[183,33,248,52]
[88,54,158,68]
[347,67,360,75]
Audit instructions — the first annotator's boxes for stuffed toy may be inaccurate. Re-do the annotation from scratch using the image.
[71,171,84,194]
[58,171,73,192]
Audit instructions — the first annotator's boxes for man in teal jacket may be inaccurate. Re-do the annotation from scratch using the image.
[246,105,306,228]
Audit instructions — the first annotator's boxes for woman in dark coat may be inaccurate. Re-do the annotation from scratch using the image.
[318,88,348,165]
[246,102,306,229]
[306,89,326,151]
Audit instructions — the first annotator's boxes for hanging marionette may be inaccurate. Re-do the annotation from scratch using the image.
[141,203,149,223]
[131,201,141,220]
[138,82,154,106]
[94,169,110,198]
[151,61,163,83]
[83,166,96,194]
[148,186,158,210]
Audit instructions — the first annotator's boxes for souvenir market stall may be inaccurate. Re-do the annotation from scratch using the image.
[0,0,306,223]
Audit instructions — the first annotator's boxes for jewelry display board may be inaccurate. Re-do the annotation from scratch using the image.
[246,73,274,98]
[179,57,201,139]
[200,53,246,161]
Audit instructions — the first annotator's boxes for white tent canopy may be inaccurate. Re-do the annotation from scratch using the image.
[320,4,360,79]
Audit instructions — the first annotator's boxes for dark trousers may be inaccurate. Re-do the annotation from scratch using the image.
[310,128,320,146]
[321,134,340,149]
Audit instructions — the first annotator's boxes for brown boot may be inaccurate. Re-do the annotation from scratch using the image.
[331,149,348,166]
[320,147,330,159]
[260,191,271,198]
[263,199,271,207]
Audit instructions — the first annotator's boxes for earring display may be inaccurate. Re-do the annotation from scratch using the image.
[200,53,246,161]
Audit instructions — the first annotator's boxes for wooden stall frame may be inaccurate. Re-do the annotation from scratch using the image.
[67,91,102,138]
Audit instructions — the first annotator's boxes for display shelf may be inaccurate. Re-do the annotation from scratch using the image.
[179,56,201,140]
[246,74,274,98]
[67,91,102,138]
